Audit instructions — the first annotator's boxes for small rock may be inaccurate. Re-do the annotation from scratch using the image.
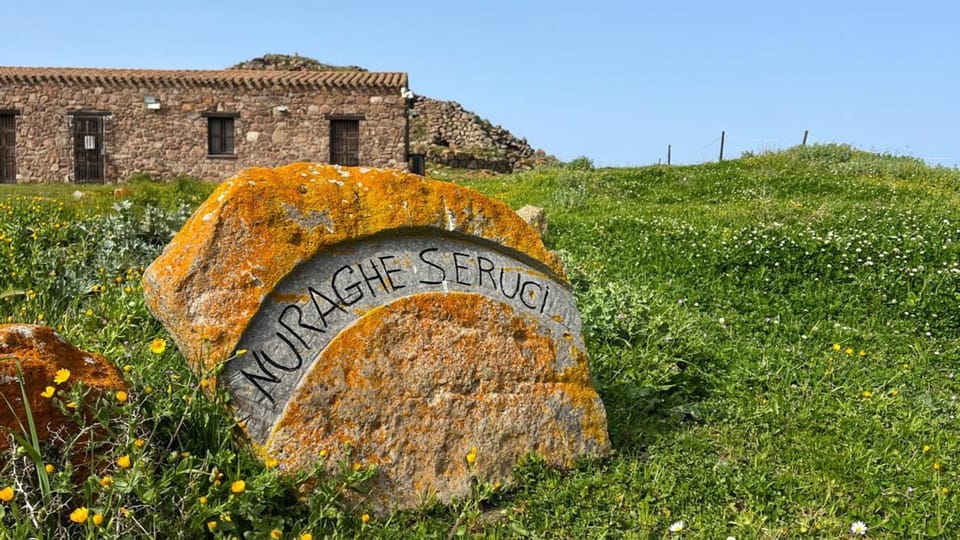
[0,325,126,450]
[516,205,548,237]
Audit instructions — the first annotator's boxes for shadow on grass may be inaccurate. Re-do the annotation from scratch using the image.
[598,349,715,455]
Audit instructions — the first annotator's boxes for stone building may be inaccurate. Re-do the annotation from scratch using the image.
[0,67,410,183]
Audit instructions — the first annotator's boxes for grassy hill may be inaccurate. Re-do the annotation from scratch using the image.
[2,145,959,538]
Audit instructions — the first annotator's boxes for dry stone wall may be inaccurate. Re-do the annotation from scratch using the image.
[229,54,367,73]
[409,96,555,172]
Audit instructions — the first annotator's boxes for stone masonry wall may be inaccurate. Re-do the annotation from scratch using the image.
[0,81,406,183]
[409,96,554,173]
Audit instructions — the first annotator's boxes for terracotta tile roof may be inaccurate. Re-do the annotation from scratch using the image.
[0,67,408,90]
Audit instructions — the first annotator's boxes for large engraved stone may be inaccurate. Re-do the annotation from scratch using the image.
[142,163,609,512]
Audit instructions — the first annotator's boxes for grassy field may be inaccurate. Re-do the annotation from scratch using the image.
[1,145,959,538]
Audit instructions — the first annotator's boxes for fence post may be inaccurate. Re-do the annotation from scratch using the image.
[667,145,672,166]
[719,131,725,161]
[802,130,809,146]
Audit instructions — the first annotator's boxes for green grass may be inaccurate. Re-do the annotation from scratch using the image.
[2,144,959,538]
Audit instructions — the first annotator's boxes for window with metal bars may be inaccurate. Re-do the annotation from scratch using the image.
[72,115,105,183]
[329,119,360,166]
[207,116,235,156]
[0,114,15,183]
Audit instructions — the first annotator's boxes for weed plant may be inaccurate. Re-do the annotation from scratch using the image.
[1,145,959,538]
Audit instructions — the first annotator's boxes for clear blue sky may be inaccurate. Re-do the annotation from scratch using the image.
[3,0,958,167]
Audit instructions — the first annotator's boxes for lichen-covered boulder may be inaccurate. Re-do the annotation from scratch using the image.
[0,325,126,450]
[142,163,609,512]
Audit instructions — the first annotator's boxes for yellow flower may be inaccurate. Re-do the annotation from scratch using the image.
[934,462,941,471]
[923,445,932,453]
[300,534,313,540]
[832,343,841,351]
[149,338,167,355]
[0,486,14,503]
[231,480,246,494]
[891,389,899,397]
[353,462,362,472]
[123,364,132,372]
[844,348,854,355]
[466,446,477,466]
[115,391,128,403]
[117,455,132,469]
[93,513,104,526]
[134,438,146,449]
[99,476,113,488]
[207,521,218,532]
[41,386,55,398]
[361,513,370,524]
[236,349,248,356]
[53,368,71,385]
[199,496,208,505]
[85,309,94,316]
[858,350,866,357]
[862,391,872,399]
[265,457,279,469]
[44,464,55,474]
[942,487,950,495]
[319,449,328,458]
[271,529,282,539]
[66,401,77,409]
[119,507,129,517]
[69,507,89,524]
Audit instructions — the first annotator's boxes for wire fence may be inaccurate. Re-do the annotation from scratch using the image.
[658,131,959,168]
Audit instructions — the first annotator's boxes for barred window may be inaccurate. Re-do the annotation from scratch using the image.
[207,116,235,156]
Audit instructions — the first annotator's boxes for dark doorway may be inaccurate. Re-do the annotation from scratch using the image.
[0,114,15,184]
[73,115,105,183]
[330,119,360,166]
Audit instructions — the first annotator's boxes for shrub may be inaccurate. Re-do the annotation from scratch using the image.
[566,156,594,171]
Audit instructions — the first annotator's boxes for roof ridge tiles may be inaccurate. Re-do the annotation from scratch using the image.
[0,66,407,89]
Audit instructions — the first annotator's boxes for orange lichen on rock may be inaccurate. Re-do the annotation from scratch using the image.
[0,325,126,450]
[142,163,564,371]
[265,292,610,513]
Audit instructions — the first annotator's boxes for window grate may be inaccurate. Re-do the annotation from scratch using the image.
[73,115,104,183]
[330,119,359,166]
[208,117,235,156]
[0,115,14,183]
